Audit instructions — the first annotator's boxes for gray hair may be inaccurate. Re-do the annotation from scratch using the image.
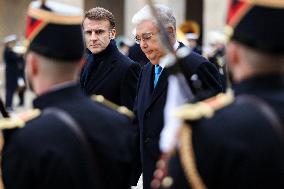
[132,4,176,31]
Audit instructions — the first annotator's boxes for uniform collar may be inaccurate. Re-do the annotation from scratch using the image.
[233,74,284,96]
[33,82,83,110]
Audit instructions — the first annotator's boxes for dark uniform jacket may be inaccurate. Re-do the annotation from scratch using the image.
[80,40,141,110]
[168,75,284,189]
[2,84,138,189]
[134,45,223,189]
[3,47,20,91]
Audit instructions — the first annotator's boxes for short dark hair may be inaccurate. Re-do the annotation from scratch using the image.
[84,7,116,29]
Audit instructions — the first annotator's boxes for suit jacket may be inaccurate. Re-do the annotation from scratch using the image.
[80,40,141,110]
[2,84,138,189]
[168,75,284,189]
[134,46,223,189]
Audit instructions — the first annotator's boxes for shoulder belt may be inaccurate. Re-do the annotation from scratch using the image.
[0,109,41,129]
[178,124,207,189]
[91,95,134,119]
[174,89,234,121]
[176,90,235,189]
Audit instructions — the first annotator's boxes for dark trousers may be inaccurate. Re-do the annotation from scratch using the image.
[5,88,15,109]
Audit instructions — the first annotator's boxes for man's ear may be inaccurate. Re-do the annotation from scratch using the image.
[26,52,39,76]
[226,41,240,69]
[167,26,174,35]
[109,28,116,40]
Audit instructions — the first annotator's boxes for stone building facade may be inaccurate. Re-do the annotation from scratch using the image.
[0,0,227,61]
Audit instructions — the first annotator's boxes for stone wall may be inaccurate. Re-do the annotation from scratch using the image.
[203,0,228,46]
[0,0,229,59]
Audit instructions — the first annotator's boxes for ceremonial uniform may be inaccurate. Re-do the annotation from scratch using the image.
[2,84,137,189]
[168,75,284,189]
[164,1,284,189]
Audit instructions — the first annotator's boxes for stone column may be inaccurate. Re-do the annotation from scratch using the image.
[124,0,186,40]
[203,0,228,46]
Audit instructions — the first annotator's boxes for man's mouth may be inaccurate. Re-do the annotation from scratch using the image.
[145,50,153,55]
[90,44,100,48]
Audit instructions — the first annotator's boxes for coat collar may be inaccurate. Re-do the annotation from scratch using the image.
[83,40,119,91]
[33,83,83,110]
[234,74,284,96]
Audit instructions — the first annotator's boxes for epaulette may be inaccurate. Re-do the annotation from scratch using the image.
[91,95,134,119]
[174,89,234,121]
[0,109,41,130]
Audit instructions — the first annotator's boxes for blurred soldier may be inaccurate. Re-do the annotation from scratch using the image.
[2,34,20,110]
[185,33,202,55]
[180,20,202,55]
[207,30,227,88]
[164,0,284,189]
[80,7,141,110]
[13,44,27,107]
[132,4,223,189]
[1,1,137,189]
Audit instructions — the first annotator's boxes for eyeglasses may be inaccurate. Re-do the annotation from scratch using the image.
[135,32,158,44]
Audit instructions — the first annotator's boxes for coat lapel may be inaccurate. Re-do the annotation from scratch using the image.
[140,65,168,113]
[141,64,155,112]
[150,69,168,105]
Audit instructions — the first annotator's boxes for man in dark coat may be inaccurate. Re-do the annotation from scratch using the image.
[80,7,141,110]
[131,4,223,189]
[166,1,284,189]
[3,35,20,110]
[1,1,137,189]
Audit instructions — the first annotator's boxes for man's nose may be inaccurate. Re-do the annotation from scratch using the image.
[90,31,98,40]
[140,39,148,49]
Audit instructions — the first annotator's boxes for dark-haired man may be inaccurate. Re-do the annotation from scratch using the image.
[80,7,140,110]
[1,1,138,189]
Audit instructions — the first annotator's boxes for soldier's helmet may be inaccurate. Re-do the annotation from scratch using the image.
[226,0,284,54]
[26,0,84,61]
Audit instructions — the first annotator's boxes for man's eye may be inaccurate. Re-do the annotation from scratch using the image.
[85,31,92,35]
[95,30,105,35]
[143,33,152,40]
